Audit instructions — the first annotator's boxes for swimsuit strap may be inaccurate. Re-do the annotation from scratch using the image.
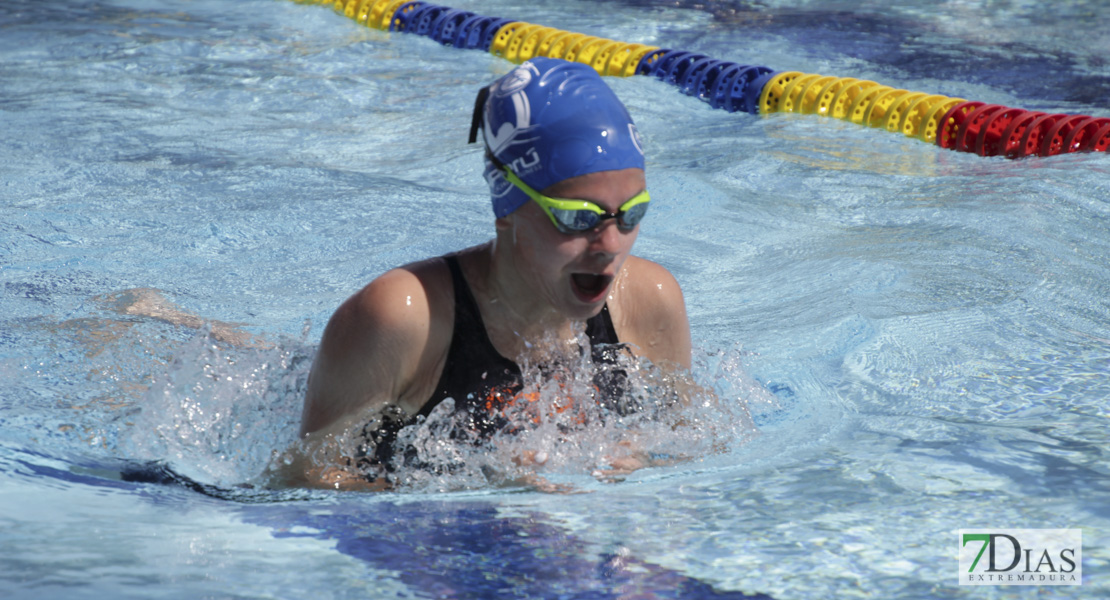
[418,254,521,421]
[442,253,492,350]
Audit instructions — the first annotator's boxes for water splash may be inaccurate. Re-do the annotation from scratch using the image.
[313,333,777,494]
[23,295,782,496]
[24,304,775,496]
[120,329,311,488]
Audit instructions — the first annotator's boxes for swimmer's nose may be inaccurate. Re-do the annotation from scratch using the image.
[587,218,631,256]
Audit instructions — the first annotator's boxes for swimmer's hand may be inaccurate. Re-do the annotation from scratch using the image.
[308,465,391,492]
[592,457,647,483]
[592,440,678,483]
[504,450,581,494]
[514,449,549,468]
[521,474,581,495]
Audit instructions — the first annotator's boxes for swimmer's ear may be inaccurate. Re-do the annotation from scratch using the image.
[468,86,490,145]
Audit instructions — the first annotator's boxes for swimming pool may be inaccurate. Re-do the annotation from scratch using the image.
[2,0,1108,597]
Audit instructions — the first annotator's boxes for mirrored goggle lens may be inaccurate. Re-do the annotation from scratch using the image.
[548,201,650,233]
[549,207,602,232]
[618,202,649,229]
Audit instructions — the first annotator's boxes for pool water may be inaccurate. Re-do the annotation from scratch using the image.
[2,0,1108,598]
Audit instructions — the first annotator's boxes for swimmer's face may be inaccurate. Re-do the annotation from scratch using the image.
[500,167,645,320]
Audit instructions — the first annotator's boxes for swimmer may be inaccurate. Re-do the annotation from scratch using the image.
[290,58,693,491]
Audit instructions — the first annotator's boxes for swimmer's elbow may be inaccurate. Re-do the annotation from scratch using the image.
[302,465,391,492]
[267,435,392,493]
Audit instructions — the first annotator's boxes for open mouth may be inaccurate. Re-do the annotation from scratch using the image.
[570,273,613,302]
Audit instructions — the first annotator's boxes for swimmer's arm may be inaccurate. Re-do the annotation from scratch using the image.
[299,267,438,436]
[97,288,263,347]
[598,259,726,482]
[615,256,693,371]
[288,265,448,490]
[266,414,392,492]
[620,257,734,408]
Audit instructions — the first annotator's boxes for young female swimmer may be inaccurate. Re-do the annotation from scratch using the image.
[290,57,693,490]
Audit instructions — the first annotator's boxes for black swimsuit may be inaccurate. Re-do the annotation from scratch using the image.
[417,254,622,435]
[357,254,626,474]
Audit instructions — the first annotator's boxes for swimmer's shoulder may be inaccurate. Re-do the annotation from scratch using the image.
[302,255,456,434]
[618,255,686,309]
[340,257,453,342]
[611,255,692,369]
[369,244,491,329]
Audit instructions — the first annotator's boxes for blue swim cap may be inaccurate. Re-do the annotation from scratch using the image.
[473,57,645,218]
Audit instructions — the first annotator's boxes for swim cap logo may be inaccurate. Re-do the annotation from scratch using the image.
[508,148,540,176]
[484,64,536,157]
[494,63,534,96]
[483,161,512,199]
[483,149,540,195]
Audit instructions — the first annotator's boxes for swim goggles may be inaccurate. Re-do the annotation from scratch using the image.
[501,167,650,234]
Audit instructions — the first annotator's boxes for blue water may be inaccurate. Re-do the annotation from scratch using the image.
[2,0,1109,598]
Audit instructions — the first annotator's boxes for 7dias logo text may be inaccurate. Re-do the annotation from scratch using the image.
[959,529,1082,586]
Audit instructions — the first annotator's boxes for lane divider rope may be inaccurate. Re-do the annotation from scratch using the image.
[300,0,1109,159]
